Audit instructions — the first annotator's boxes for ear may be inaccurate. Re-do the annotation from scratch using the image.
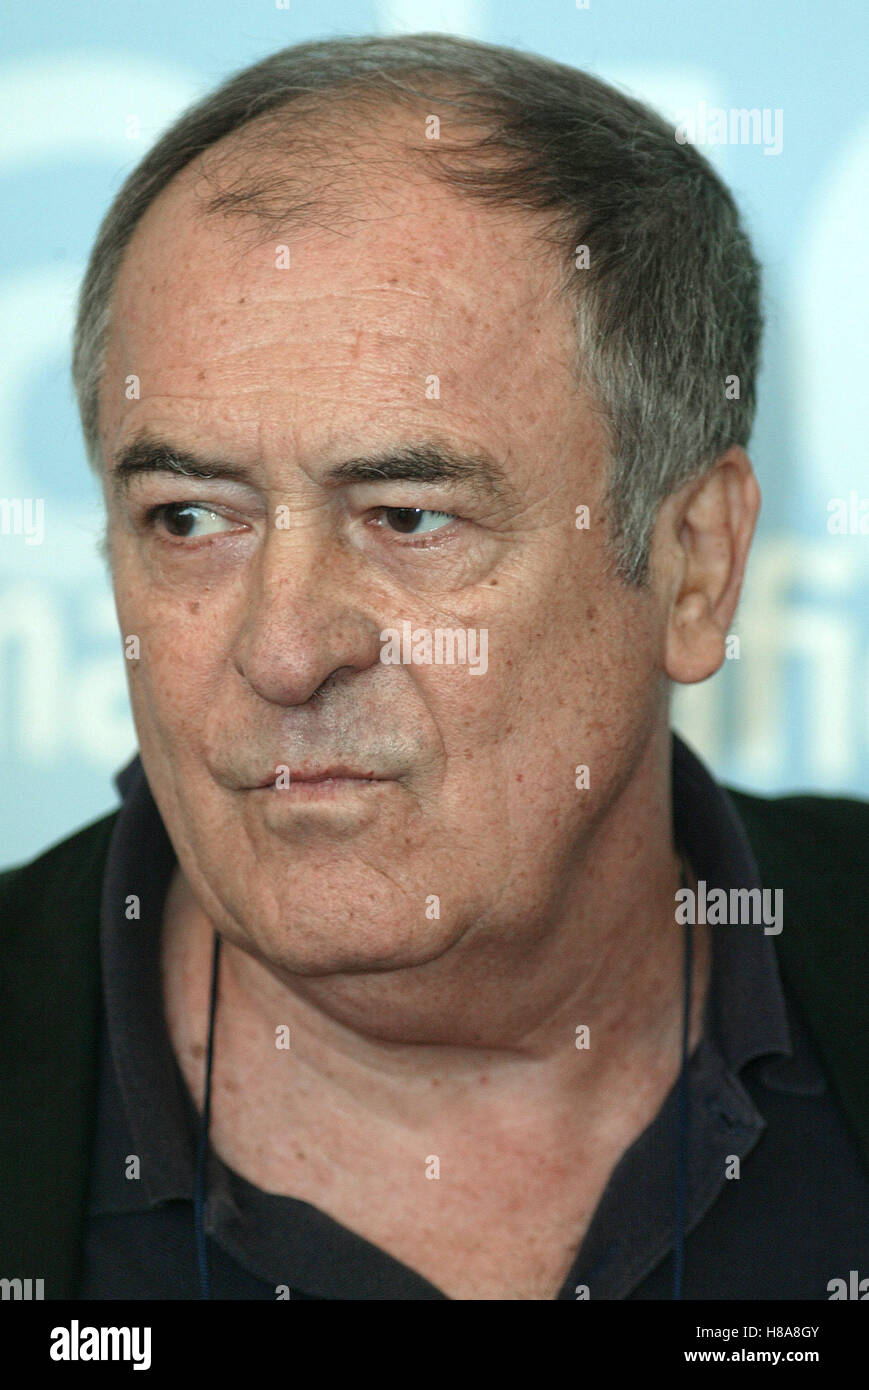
[654,447,761,685]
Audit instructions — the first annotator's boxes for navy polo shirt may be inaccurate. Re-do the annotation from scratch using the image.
[76,735,869,1298]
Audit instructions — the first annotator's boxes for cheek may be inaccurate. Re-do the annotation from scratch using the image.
[118,584,225,746]
[462,595,657,796]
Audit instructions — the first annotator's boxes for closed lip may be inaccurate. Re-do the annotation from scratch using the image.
[250,766,389,788]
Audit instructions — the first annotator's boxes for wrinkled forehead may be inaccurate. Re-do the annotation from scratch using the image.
[113,114,571,334]
[100,118,588,480]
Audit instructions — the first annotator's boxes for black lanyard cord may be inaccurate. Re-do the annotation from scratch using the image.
[194,929,222,1301]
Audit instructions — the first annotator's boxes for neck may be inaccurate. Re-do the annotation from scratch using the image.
[161,738,710,1170]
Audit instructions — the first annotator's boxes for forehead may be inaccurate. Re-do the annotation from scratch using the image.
[101,127,583,472]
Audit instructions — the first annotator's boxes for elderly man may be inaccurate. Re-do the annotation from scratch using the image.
[1,33,867,1303]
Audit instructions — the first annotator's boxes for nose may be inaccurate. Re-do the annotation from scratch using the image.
[231,525,383,707]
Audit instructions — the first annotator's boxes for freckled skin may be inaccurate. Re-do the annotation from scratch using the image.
[100,114,759,1296]
[107,159,662,1013]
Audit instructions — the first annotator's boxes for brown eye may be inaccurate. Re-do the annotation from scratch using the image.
[163,504,198,536]
[382,508,454,535]
[148,503,234,538]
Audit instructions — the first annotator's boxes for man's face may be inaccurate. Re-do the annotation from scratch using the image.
[100,136,667,988]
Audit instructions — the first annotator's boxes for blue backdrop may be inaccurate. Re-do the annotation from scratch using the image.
[1,0,867,866]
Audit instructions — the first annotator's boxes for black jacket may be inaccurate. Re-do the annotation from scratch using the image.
[1,790,867,1298]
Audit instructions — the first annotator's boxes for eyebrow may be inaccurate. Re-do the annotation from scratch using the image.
[110,433,512,503]
[328,443,510,502]
[111,438,256,494]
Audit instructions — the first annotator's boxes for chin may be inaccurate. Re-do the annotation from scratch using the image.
[226,897,463,979]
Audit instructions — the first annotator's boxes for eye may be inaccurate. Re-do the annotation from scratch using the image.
[147,503,236,538]
[377,507,456,536]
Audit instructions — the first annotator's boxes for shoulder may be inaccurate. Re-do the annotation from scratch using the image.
[0,809,118,1074]
[727,786,869,1172]
[0,810,120,938]
[725,784,869,971]
[0,811,119,1294]
[726,785,869,883]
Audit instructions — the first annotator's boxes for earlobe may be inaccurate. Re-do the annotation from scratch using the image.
[665,591,727,685]
[660,447,760,687]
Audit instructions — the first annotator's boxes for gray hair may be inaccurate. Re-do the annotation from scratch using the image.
[72,32,763,583]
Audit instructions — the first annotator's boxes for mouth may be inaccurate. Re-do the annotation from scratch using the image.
[249,767,391,789]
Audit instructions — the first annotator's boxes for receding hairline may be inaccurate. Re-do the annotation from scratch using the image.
[131,84,569,263]
[97,97,580,459]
